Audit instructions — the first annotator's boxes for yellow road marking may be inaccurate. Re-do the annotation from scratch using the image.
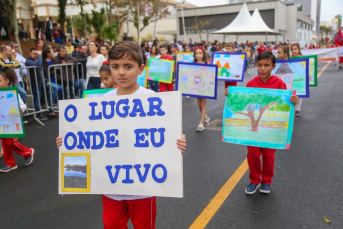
[318,61,330,78]
[189,159,249,229]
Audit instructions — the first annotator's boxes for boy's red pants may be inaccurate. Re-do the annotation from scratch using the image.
[159,82,173,92]
[1,138,32,167]
[225,81,237,88]
[102,195,156,229]
[247,146,276,185]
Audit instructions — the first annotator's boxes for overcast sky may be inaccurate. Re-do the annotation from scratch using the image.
[182,0,343,22]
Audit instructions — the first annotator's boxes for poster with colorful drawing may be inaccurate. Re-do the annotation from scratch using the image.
[222,87,295,149]
[291,55,318,87]
[147,57,174,84]
[59,91,183,197]
[82,89,114,98]
[0,87,26,138]
[272,58,309,98]
[176,62,218,99]
[176,52,194,63]
[137,67,148,88]
[211,52,246,82]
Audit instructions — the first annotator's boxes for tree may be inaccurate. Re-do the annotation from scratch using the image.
[57,0,68,32]
[70,0,91,36]
[85,8,119,42]
[335,14,342,30]
[130,0,170,43]
[226,93,287,132]
[192,13,213,41]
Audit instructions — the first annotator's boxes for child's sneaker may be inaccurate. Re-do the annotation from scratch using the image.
[260,183,271,194]
[25,148,35,166]
[0,165,18,172]
[196,122,205,132]
[295,110,301,117]
[204,115,210,126]
[245,183,260,195]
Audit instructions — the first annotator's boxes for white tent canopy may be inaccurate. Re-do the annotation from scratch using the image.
[213,3,279,35]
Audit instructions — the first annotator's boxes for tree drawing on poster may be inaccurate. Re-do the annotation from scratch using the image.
[291,55,318,87]
[0,87,25,138]
[176,52,194,63]
[211,52,246,82]
[176,63,218,99]
[222,87,295,149]
[137,68,148,88]
[272,58,309,98]
[147,57,174,83]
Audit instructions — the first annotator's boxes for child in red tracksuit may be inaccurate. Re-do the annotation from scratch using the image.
[0,67,35,173]
[226,51,299,194]
[159,44,174,92]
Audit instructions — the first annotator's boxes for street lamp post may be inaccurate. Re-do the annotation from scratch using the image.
[181,0,187,42]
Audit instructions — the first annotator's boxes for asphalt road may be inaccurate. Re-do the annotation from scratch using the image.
[1,62,342,229]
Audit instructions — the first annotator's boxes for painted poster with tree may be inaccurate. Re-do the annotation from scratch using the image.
[272,58,310,98]
[222,87,295,149]
[291,55,318,87]
[0,87,26,138]
[211,52,246,82]
[147,57,174,83]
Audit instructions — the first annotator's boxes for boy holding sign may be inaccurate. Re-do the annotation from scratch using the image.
[225,51,299,194]
[57,41,186,228]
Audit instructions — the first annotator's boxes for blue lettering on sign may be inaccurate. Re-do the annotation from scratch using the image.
[129,99,147,117]
[105,164,167,184]
[147,97,165,116]
[64,104,78,122]
[134,128,165,147]
[64,132,77,150]
[89,102,102,120]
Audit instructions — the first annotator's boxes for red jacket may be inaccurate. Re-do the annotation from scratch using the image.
[246,75,287,90]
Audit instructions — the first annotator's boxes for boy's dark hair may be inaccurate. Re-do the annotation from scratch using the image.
[74,44,79,49]
[30,47,37,52]
[278,45,290,59]
[43,43,51,50]
[159,44,168,49]
[257,51,276,65]
[56,46,66,52]
[0,67,18,86]
[43,47,51,59]
[108,41,143,66]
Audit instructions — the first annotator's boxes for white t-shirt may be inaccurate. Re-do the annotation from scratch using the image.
[86,54,106,78]
[339,46,343,57]
[103,86,155,201]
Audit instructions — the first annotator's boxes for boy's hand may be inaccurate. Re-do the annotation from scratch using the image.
[176,134,186,154]
[224,88,229,96]
[56,136,63,149]
[290,95,299,105]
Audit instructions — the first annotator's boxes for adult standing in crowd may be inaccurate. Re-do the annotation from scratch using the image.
[46,17,54,42]
[74,44,88,96]
[53,27,61,44]
[35,39,44,53]
[86,41,106,89]
[66,41,74,55]
[55,46,79,99]
[0,12,9,40]
[257,42,266,55]
[141,42,148,66]
[58,26,66,44]
[100,44,110,60]
[33,15,40,39]
[8,41,27,101]
[25,48,48,121]
[41,47,60,116]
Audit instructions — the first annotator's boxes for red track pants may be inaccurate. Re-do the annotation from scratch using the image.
[159,82,173,92]
[247,146,276,185]
[102,195,156,229]
[1,138,32,167]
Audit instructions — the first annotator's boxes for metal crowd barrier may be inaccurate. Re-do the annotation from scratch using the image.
[16,63,84,126]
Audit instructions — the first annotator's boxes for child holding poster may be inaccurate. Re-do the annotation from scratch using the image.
[291,44,303,117]
[100,60,117,89]
[193,46,211,132]
[0,67,35,173]
[225,51,299,194]
[159,44,174,92]
[224,42,238,92]
[57,41,186,228]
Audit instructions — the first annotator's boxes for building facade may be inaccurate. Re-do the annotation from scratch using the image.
[177,0,314,46]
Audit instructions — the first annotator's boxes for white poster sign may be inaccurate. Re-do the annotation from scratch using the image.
[273,47,339,61]
[58,91,183,197]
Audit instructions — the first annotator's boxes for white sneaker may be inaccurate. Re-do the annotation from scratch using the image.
[196,122,205,132]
